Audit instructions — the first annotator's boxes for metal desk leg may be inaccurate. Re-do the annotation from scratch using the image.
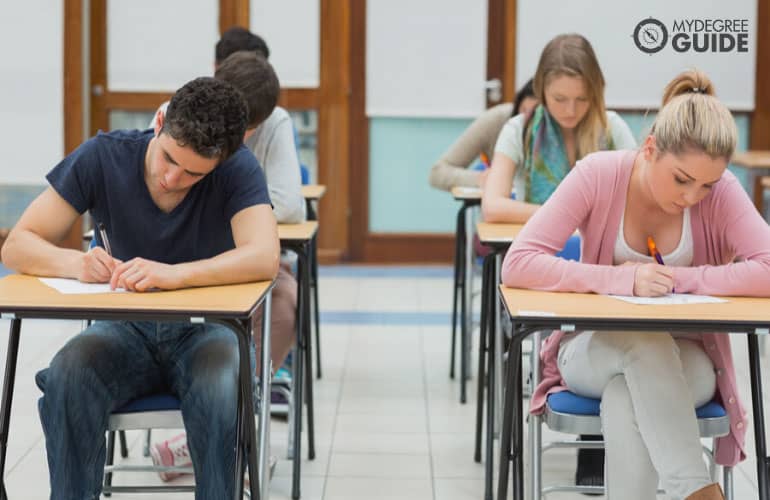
[462,204,475,402]
[311,234,322,380]
[0,319,21,500]
[484,258,498,500]
[257,294,273,500]
[475,254,492,463]
[292,255,307,500]
[748,334,769,500]
[300,247,316,461]
[493,254,503,437]
[450,205,465,380]
[497,324,535,500]
[221,314,263,500]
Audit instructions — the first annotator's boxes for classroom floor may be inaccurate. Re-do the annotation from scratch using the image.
[0,265,766,499]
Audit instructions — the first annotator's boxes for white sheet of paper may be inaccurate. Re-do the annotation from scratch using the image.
[39,278,127,295]
[607,293,727,305]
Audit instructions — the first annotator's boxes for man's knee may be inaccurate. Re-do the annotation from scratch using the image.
[189,335,240,411]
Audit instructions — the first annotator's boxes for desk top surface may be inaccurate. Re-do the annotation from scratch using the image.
[451,186,482,200]
[476,222,524,244]
[500,287,770,328]
[731,151,770,169]
[278,221,318,242]
[301,185,326,200]
[0,275,272,318]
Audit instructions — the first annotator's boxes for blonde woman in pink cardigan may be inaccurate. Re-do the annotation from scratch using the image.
[502,70,770,500]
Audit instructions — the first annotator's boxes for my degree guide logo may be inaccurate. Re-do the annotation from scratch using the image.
[632,17,750,55]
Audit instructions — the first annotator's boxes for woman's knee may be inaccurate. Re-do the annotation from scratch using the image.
[677,340,716,406]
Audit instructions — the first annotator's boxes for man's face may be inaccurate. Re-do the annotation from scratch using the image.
[147,131,219,196]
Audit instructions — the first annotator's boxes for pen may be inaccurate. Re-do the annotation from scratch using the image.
[97,222,113,257]
[480,152,490,168]
[647,236,675,293]
[646,236,664,265]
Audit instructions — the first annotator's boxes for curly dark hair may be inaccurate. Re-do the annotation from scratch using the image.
[162,77,247,160]
[215,51,280,128]
[215,27,270,65]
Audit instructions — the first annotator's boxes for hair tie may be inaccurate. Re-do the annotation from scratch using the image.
[691,87,703,93]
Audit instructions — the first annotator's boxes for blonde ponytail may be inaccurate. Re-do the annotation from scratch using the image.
[652,70,737,159]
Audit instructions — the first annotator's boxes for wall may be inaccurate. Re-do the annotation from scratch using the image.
[368,113,755,233]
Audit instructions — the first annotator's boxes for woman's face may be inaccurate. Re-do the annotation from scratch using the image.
[517,96,538,116]
[642,136,727,215]
[543,75,591,131]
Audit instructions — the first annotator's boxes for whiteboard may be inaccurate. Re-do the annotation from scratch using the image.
[108,0,219,92]
[516,0,757,110]
[251,0,320,88]
[0,0,63,184]
[367,0,488,118]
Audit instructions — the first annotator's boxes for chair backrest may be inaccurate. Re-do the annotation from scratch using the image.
[555,235,581,261]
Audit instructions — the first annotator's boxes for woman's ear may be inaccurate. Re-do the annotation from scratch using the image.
[641,135,657,162]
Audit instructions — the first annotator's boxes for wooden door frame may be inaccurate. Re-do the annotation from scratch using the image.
[349,0,516,262]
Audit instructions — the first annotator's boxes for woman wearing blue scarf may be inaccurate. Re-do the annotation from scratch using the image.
[482,33,636,223]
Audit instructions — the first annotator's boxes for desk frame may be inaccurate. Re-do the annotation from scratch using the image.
[495,297,770,500]
[0,285,274,500]
[451,196,480,403]
[280,228,318,500]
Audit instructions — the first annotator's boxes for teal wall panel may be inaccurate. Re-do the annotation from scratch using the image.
[369,117,473,233]
[367,112,757,233]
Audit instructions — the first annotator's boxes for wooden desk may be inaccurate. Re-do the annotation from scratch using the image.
[0,275,274,500]
[277,221,319,499]
[477,222,524,248]
[301,184,326,201]
[496,287,770,500]
[475,222,524,499]
[731,151,770,212]
[762,176,770,191]
[278,221,319,243]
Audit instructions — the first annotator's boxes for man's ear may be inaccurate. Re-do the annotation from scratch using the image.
[154,109,164,137]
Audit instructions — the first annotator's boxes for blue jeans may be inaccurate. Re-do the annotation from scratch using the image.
[35,320,255,500]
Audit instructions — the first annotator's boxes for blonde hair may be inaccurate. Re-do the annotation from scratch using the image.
[533,34,607,160]
[652,70,737,159]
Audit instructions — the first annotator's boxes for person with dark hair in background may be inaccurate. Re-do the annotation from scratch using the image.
[216,26,270,62]
[2,77,280,500]
[429,79,537,191]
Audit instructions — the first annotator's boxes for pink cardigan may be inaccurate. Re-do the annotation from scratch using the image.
[502,149,770,466]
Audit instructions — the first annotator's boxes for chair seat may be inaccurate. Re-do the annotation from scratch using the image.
[108,394,183,431]
[114,394,181,414]
[545,391,729,437]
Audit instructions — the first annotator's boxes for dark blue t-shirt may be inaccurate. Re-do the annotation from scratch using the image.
[47,129,271,264]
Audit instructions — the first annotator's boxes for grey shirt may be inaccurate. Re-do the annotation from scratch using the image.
[245,107,306,223]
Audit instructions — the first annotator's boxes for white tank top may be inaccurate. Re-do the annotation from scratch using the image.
[614,208,697,340]
[613,207,693,267]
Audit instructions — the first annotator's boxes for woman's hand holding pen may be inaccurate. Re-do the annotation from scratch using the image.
[78,247,122,283]
[110,257,183,292]
[633,263,675,297]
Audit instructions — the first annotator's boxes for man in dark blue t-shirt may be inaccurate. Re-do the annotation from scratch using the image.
[1,77,279,500]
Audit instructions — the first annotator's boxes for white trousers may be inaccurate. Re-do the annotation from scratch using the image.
[558,331,717,500]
